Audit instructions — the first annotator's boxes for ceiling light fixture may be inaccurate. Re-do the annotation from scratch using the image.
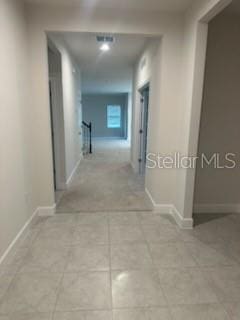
[100,43,110,52]
[97,35,114,52]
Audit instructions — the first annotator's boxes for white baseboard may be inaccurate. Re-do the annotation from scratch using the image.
[145,188,193,229]
[38,204,56,216]
[194,203,240,214]
[145,188,172,213]
[66,158,81,187]
[0,208,38,266]
[171,206,193,229]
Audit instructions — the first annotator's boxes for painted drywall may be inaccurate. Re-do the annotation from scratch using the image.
[194,13,240,207]
[82,94,128,138]
[49,35,83,182]
[0,0,36,258]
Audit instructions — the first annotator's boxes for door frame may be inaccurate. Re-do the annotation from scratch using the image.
[138,83,150,175]
[48,74,67,190]
[182,0,232,223]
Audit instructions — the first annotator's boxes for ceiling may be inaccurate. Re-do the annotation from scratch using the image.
[54,33,153,94]
[25,0,194,13]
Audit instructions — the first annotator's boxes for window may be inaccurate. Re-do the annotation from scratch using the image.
[107,105,121,128]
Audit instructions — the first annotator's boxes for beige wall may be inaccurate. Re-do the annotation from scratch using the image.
[0,0,36,258]
[194,13,240,208]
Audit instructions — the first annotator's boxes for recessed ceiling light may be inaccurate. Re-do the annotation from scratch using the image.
[100,43,110,51]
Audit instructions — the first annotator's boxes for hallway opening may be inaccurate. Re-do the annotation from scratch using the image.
[193,1,240,220]
[46,31,161,212]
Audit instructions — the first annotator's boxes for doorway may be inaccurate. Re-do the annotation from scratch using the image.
[138,84,150,175]
[49,80,57,190]
[47,42,67,203]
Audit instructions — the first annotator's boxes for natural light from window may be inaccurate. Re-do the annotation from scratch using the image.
[107,105,121,128]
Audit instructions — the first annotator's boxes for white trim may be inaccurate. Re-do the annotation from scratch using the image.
[172,206,193,229]
[38,204,56,216]
[145,188,193,229]
[0,208,38,266]
[66,158,81,187]
[145,188,171,213]
[194,203,240,214]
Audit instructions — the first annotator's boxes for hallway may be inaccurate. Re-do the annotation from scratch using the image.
[57,139,152,213]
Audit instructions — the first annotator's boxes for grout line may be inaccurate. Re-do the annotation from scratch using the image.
[137,214,173,318]
[107,213,114,320]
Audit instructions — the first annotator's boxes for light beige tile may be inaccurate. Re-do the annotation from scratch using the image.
[56,272,111,311]
[179,225,223,244]
[75,212,108,225]
[18,229,41,249]
[185,241,237,267]
[111,244,153,270]
[149,243,197,268]
[110,225,144,244]
[0,273,61,314]
[225,241,240,264]
[158,267,218,305]
[142,224,180,243]
[30,216,49,230]
[66,245,109,272]
[72,225,109,245]
[109,212,139,225]
[34,224,73,246]
[53,310,112,320]
[112,270,167,308]
[224,302,240,320]
[19,243,69,273]
[202,266,240,302]
[139,213,175,226]
[171,304,230,320]
[43,214,75,228]
[113,308,172,320]
[0,275,14,301]
[0,248,29,275]
[5,313,52,320]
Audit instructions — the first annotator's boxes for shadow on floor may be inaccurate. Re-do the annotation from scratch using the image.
[193,212,236,226]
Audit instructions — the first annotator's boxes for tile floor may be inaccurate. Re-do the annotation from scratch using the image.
[0,212,240,319]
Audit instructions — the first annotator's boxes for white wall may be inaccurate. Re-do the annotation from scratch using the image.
[0,0,35,258]
[194,13,240,209]
[49,35,82,183]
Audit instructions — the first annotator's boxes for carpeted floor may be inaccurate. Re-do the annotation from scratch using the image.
[56,139,152,213]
